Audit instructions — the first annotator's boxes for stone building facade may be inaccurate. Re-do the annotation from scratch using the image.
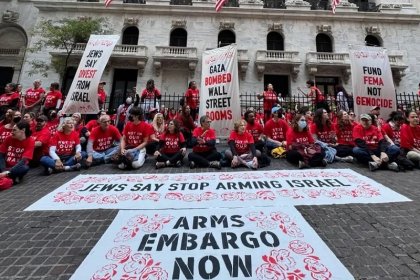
[0,0,419,111]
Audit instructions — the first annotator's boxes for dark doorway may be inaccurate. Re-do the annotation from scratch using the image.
[218,30,235,48]
[122,26,139,45]
[314,76,339,98]
[63,67,77,96]
[0,67,14,92]
[365,35,381,47]
[267,32,284,51]
[109,69,138,113]
[264,75,289,97]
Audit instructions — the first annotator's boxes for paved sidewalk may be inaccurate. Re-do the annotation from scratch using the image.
[1,156,420,280]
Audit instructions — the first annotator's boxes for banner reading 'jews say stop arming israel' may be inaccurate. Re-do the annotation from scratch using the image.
[349,46,396,119]
[200,44,241,138]
[62,35,120,114]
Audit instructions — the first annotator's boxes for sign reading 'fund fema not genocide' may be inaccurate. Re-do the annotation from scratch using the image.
[69,207,354,280]
[25,169,410,211]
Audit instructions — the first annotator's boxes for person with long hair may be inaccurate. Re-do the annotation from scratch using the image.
[40,117,85,175]
[244,109,265,153]
[146,112,166,155]
[382,111,405,146]
[188,115,222,169]
[0,120,34,184]
[333,110,356,161]
[23,112,36,132]
[335,85,350,112]
[225,119,260,169]
[400,111,420,168]
[185,81,200,122]
[175,105,195,147]
[140,79,161,121]
[154,119,186,168]
[0,83,20,116]
[264,106,289,153]
[0,110,21,145]
[257,83,279,122]
[286,114,326,168]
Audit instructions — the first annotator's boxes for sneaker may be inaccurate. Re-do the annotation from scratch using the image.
[337,156,354,163]
[71,163,81,171]
[388,162,399,172]
[189,161,196,169]
[369,161,379,171]
[118,163,126,170]
[298,161,307,169]
[44,167,53,176]
[155,162,165,169]
[175,160,183,167]
[209,161,221,170]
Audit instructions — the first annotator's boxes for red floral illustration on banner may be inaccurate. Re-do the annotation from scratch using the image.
[288,240,314,255]
[219,173,234,180]
[84,193,103,203]
[165,192,183,200]
[191,174,216,181]
[123,253,168,280]
[114,226,139,242]
[220,192,257,201]
[53,191,83,204]
[256,190,276,200]
[304,256,332,280]
[172,175,190,181]
[142,192,160,201]
[67,182,85,191]
[321,189,342,199]
[106,245,131,263]
[182,193,200,202]
[263,171,290,178]
[240,173,263,179]
[118,193,141,201]
[200,192,218,201]
[91,263,117,280]
[155,175,169,182]
[303,189,321,198]
[277,189,304,199]
[143,175,158,180]
[97,195,118,204]
[246,212,276,230]
[256,249,298,280]
[142,214,174,233]
[271,212,304,238]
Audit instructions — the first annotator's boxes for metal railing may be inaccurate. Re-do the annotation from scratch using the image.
[256,50,300,62]
[154,46,197,58]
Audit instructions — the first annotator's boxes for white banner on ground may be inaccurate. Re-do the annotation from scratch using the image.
[61,35,120,114]
[69,207,354,280]
[200,44,241,138]
[349,46,396,119]
[25,169,410,211]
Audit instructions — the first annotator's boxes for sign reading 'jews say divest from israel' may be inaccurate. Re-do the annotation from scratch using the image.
[25,169,410,211]
[200,44,241,138]
[69,207,354,280]
[349,46,396,119]
[61,35,119,114]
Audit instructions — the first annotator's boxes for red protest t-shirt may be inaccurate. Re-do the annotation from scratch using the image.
[0,126,13,145]
[123,121,152,149]
[310,123,336,145]
[286,129,314,150]
[46,119,60,136]
[90,125,121,152]
[185,88,200,109]
[334,122,356,146]
[381,123,401,145]
[50,131,80,156]
[192,127,216,153]
[44,90,63,109]
[353,124,383,150]
[85,119,100,132]
[0,136,35,168]
[228,131,254,155]
[25,87,45,107]
[264,119,288,142]
[98,89,106,106]
[160,132,185,154]
[262,90,277,111]
[246,122,264,142]
[141,88,161,100]
[0,92,20,106]
[31,126,51,158]
[400,124,420,150]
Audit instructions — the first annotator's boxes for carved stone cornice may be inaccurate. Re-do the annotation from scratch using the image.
[268,23,283,32]
[2,10,19,23]
[172,20,187,29]
[124,18,139,26]
[365,26,381,35]
[219,21,235,31]
[317,25,331,34]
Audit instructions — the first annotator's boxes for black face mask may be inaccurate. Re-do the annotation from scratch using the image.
[13,117,21,123]
[128,115,134,122]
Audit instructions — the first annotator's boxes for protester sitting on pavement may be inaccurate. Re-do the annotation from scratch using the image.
[333,110,356,161]
[40,117,85,175]
[286,114,326,169]
[244,109,265,153]
[154,120,186,169]
[85,114,121,167]
[146,113,165,155]
[0,108,13,127]
[400,111,420,168]
[352,114,400,172]
[298,106,313,127]
[0,121,34,184]
[264,106,288,154]
[382,111,405,146]
[188,115,221,169]
[29,115,50,167]
[175,105,196,147]
[85,110,107,134]
[116,106,151,170]
[225,119,260,169]
[0,110,21,145]
[23,112,36,132]
[370,106,384,128]
[45,109,60,136]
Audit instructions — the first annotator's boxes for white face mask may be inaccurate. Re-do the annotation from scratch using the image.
[298,120,307,129]
[126,98,132,105]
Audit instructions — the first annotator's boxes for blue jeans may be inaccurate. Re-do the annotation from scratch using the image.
[92,146,118,164]
[353,144,400,164]
[40,152,87,170]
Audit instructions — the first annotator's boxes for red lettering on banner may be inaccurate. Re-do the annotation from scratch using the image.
[355,96,393,108]
[78,69,98,79]
[205,73,232,86]
[363,76,384,86]
[206,110,233,121]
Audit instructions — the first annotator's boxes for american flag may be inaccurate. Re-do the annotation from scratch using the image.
[105,0,112,7]
[215,0,228,12]
[331,0,340,14]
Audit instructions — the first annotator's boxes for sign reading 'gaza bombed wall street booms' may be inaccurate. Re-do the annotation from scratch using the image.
[69,207,355,280]
[349,46,396,119]
[200,44,241,138]
[25,170,411,211]
[61,35,119,114]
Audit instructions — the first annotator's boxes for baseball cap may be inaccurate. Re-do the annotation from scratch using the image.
[360,114,372,120]
[36,115,48,122]
[271,106,281,115]
[371,106,380,111]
